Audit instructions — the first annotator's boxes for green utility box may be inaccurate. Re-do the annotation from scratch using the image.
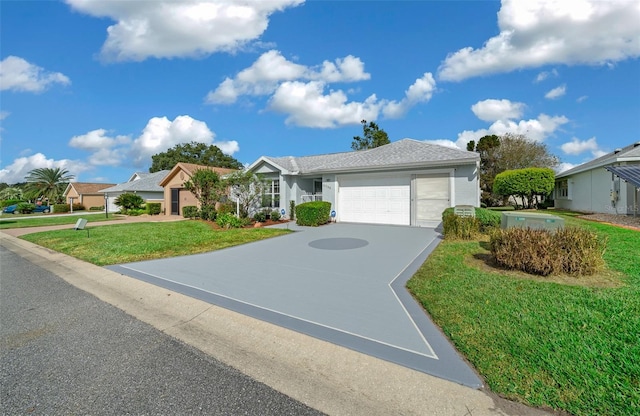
[501,212,564,231]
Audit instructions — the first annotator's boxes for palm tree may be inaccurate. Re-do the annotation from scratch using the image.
[24,167,74,204]
[0,186,24,201]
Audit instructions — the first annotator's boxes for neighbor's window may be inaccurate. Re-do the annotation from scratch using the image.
[262,179,280,208]
[557,179,569,198]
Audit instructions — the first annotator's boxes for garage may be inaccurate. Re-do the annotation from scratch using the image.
[413,173,451,226]
[338,175,410,225]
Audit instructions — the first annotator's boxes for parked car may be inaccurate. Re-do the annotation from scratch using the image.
[2,204,51,214]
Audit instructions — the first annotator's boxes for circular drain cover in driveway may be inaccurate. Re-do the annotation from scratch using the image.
[308,238,369,250]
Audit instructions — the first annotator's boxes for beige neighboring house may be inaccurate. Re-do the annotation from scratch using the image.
[159,163,239,216]
[63,182,116,209]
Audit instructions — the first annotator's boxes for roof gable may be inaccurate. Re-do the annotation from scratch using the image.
[158,163,240,187]
[64,182,116,196]
[557,141,640,178]
[250,139,479,175]
[101,170,170,193]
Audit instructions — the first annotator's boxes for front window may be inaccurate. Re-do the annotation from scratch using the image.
[557,179,569,199]
[262,179,280,208]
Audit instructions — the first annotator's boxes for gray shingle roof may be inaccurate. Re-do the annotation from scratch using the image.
[262,139,478,174]
[557,142,640,178]
[100,170,170,193]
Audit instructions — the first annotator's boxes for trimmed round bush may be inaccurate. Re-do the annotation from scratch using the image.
[270,210,281,221]
[182,206,199,219]
[253,210,267,223]
[146,203,161,215]
[295,201,331,226]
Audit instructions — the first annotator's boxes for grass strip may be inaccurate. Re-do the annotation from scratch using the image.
[21,221,291,266]
[407,218,639,416]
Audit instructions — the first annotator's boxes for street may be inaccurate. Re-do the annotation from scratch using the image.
[0,246,323,415]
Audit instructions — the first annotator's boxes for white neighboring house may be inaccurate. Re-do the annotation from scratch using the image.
[554,142,640,215]
[247,139,480,227]
[99,170,170,213]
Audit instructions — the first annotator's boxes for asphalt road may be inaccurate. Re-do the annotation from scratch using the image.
[0,246,324,415]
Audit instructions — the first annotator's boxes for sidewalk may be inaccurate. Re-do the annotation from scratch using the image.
[0,218,551,416]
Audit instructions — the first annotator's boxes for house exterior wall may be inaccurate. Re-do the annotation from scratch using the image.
[555,167,632,214]
[66,188,80,204]
[80,194,106,209]
[162,172,199,215]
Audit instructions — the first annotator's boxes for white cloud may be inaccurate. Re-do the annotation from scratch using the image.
[66,0,304,62]
[456,114,569,149]
[0,111,9,120]
[130,115,239,166]
[69,129,131,151]
[267,81,381,128]
[470,99,525,122]
[576,95,588,103]
[206,50,370,104]
[560,136,600,155]
[422,139,463,150]
[0,153,89,184]
[556,162,576,173]
[0,56,70,93]
[438,0,640,81]
[545,84,566,99]
[382,73,436,118]
[265,73,435,128]
[534,68,558,82]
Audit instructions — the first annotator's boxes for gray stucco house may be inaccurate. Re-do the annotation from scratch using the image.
[555,141,640,215]
[100,170,170,213]
[247,139,480,226]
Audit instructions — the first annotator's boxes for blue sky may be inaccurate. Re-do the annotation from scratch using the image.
[1,0,639,184]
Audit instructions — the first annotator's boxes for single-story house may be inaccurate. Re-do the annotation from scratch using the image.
[247,139,480,226]
[63,182,116,209]
[99,170,170,213]
[159,163,239,215]
[554,141,640,215]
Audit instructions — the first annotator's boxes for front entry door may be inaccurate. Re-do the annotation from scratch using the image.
[171,188,180,215]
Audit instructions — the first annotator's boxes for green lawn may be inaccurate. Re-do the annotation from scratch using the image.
[21,221,291,265]
[407,215,639,416]
[0,213,122,229]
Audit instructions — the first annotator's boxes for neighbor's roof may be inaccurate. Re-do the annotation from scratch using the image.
[158,163,240,187]
[557,141,640,178]
[255,139,479,175]
[606,165,640,188]
[64,182,116,196]
[100,170,170,193]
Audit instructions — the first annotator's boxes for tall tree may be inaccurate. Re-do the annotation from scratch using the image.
[24,167,74,203]
[351,120,390,150]
[468,134,559,207]
[150,142,243,173]
[183,169,226,211]
[225,171,266,218]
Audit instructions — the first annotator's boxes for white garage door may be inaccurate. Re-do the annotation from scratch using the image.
[414,173,450,225]
[338,175,410,225]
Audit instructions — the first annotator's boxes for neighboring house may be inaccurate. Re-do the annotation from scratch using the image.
[554,141,640,215]
[99,170,170,213]
[159,163,239,215]
[247,139,480,226]
[63,182,116,209]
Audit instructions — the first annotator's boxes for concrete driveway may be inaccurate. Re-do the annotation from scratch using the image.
[108,222,482,387]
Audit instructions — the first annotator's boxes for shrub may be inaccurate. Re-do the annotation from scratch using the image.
[89,206,105,211]
[216,212,247,229]
[17,203,35,214]
[115,193,144,210]
[200,205,217,221]
[126,208,145,216]
[270,210,281,221]
[253,210,267,223]
[289,200,296,220]
[182,206,199,219]
[296,201,331,226]
[53,204,70,213]
[489,227,606,276]
[474,208,501,231]
[442,212,480,240]
[71,203,85,211]
[217,202,235,215]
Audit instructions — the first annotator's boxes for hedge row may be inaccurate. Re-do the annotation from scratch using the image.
[295,201,331,226]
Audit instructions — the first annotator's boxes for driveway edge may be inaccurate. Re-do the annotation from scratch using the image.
[1,233,549,416]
